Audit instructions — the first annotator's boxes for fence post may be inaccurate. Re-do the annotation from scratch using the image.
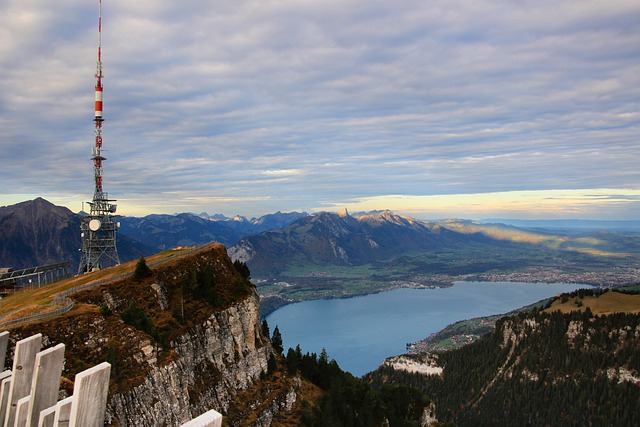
[68,362,110,427]
[0,332,9,371]
[180,410,223,427]
[26,344,65,427]
[4,334,42,427]
[0,374,11,423]
[52,396,73,427]
[15,395,29,427]
[36,405,55,427]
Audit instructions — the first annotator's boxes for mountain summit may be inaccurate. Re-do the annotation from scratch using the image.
[228,210,460,276]
[338,207,349,218]
[0,198,149,269]
[0,198,80,269]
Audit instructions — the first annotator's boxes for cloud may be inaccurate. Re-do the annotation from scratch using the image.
[328,189,640,220]
[0,0,638,219]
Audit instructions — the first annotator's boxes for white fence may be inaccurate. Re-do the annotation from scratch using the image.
[0,332,221,427]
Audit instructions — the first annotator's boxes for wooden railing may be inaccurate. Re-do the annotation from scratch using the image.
[0,331,222,427]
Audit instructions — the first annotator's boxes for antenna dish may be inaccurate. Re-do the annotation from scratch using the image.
[89,219,102,231]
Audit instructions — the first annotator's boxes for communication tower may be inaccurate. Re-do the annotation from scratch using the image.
[78,0,120,274]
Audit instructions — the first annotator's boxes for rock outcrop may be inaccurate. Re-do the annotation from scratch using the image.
[106,293,270,426]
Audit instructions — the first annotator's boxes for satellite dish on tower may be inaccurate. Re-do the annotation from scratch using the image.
[89,219,102,231]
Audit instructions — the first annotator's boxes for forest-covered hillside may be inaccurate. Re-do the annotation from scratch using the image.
[366,289,640,426]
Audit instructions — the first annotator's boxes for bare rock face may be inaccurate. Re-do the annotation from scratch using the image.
[248,377,301,427]
[106,292,270,426]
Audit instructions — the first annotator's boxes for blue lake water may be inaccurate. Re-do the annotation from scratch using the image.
[265,281,588,377]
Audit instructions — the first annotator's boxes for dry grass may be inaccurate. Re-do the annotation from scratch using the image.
[0,247,198,322]
[545,291,640,315]
[5,244,232,393]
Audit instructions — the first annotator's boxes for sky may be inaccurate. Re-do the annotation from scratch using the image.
[0,0,639,220]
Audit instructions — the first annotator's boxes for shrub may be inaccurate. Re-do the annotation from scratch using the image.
[233,260,251,279]
[121,301,156,338]
[133,257,152,281]
[99,302,112,316]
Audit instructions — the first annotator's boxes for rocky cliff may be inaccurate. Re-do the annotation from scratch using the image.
[105,293,271,425]
[7,244,301,426]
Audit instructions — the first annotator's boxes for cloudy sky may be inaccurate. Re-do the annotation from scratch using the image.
[1,0,638,220]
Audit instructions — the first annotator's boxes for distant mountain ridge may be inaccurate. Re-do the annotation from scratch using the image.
[203,210,308,237]
[118,213,242,250]
[0,198,79,269]
[229,209,478,276]
[2,198,638,301]
[119,210,307,250]
[227,209,640,313]
[0,198,307,269]
[0,198,149,269]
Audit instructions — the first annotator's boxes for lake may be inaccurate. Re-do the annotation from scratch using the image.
[265,281,588,377]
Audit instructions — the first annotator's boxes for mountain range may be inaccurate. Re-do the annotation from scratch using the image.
[0,198,149,270]
[1,199,638,309]
[228,209,486,276]
[228,208,640,280]
[0,198,305,270]
[118,210,307,249]
[224,209,640,313]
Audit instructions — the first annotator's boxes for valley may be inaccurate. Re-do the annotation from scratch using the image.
[227,210,640,314]
[2,199,638,316]
[255,242,638,314]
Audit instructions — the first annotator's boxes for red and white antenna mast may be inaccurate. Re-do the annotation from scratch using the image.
[93,0,104,193]
[79,0,120,274]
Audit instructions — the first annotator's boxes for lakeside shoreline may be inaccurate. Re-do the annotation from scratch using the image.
[257,266,639,315]
[265,281,594,377]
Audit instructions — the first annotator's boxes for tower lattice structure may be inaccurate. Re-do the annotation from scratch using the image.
[78,0,120,274]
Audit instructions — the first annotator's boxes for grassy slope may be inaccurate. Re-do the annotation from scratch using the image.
[1,244,256,390]
[544,289,640,314]
[1,243,326,426]
[0,247,194,323]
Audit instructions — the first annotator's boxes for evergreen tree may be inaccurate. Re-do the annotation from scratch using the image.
[267,353,278,376]
[271,325,283,354]
[286,347,300,374]
[233,260,251,279]
[133,257,152,281]
[121,301,156,338]
[320,347,329,365]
